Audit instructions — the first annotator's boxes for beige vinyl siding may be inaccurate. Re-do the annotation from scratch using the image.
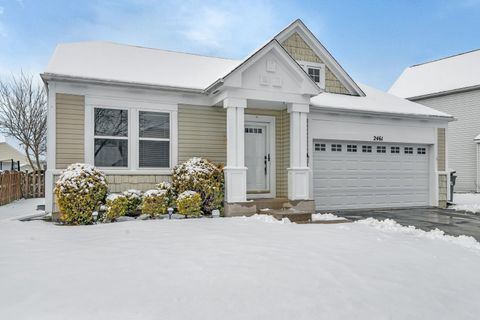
[281,32,350,95]
[56,94,85,169]
[178,104,227,164]
[245,108,290,197]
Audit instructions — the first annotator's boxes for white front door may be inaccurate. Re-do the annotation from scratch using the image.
[245,116,275,198]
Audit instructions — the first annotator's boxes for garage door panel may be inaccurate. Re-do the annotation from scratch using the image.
[313,140,430,210]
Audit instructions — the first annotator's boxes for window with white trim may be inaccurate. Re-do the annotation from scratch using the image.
[404,147,413,154]
[347,145,357,152]
[139,111,170,168]
[417,147,426,155]
[94,108,129,167]
[298,60,326,89]
[331,144,342,152]
[391,146,400,154]
[377,146,386,153]
[362,145,372,153]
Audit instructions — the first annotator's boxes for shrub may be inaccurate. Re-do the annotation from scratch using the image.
[157,181,175,207]
[141,189,169,217]
[54,163,108,225]
[176,191,202,217]
[171,157,224,215]
[122,189,143,214]
[103,194,129,222]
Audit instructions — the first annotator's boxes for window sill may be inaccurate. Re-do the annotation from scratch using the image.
[53,169,172,176]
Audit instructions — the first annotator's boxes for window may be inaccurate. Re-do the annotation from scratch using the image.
[417,147,426,155]
[315,143,326,151]
[331,144,342,152]
[139,111,170,168]
[404,147,413,154]
[298,61,325,88]
[362,145,372,153]
[377,146,386,153]
[94,108,129,167]
[307,68,320,83]
[391,146,400,154]
[347,145,357,152]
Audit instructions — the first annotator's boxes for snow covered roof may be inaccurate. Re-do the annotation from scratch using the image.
[389,49,480,99]
[43,41,241,91]
[312,84,452,119]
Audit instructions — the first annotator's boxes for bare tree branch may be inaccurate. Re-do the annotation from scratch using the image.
[0,72,47,171]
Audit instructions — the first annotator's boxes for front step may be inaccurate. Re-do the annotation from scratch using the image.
[261,208,312,223]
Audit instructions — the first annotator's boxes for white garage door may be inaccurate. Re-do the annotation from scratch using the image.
[313,140,430,210]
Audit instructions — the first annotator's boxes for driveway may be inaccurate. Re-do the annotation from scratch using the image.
[331,207,480,241]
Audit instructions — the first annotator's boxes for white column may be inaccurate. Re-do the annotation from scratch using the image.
[287,103,311,200]
[224,98,247,203]
[45,82,56,213]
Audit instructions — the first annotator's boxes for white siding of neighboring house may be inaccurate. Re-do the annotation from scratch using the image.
[414,89,480,192]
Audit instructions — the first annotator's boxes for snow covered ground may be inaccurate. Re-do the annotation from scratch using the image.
[0,198,45,221]
[451,193,480,213]
[1,202,480,319]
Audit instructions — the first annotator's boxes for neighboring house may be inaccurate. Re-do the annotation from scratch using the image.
[390,49,480,193]
[41,19,452,214]
[0,139,33,172]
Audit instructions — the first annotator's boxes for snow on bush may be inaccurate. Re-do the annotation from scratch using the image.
[103,194,129,223]
[141,189,169,217]
[357,218,480,250]
[54,163,108,225]
[171,157,223,215]
[176,191,202,217]
[122,189,143,214]
[156,181,175,207]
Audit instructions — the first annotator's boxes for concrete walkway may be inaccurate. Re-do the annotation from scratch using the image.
[0,198,45,221]
[332,207,480,241]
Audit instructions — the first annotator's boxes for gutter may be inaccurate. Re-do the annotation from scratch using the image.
[310,104,455,122]
[40,73,206,95]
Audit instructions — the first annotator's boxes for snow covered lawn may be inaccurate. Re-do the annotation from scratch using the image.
[451,193,480,213]
[0,198,45,221]
[1,210,480,319]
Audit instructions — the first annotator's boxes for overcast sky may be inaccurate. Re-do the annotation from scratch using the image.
[0,0,479,91]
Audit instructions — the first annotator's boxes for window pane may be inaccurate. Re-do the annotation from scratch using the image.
[94,139,128,167]
[94,108,128,137]
[139,112,170,139]
[139,140,169,168]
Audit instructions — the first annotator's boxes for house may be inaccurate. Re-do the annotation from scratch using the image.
[390,49,480,193]
[0,136,33,171]
[41,19,453,215]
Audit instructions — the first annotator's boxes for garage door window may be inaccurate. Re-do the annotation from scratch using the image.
[362,145,372,153]
[315,143,326,151]
[417,147,426,155]
[347,145,357,152]
[331,144,342,152]
[391,146,400,154]
[404,147,413,154]
[377,146,386,153]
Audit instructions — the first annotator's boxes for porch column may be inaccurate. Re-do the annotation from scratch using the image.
[223,98,247,203]
[287,103,311,200]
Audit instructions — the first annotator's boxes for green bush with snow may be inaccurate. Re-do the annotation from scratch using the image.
[141,189,169,217]
[103,194,129,222]
[171,157,223,215]
[176,191,202,217]
[122,189,143,214]
[54,163,108,225]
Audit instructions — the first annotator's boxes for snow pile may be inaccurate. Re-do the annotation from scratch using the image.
[55,163,107,191]
[177,190,198,200]
[450,193,480,213]
[312,213,348,221]
[357,218,480,250]
[242,214,291,224]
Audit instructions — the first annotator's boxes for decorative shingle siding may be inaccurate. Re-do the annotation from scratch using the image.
[415,89,480,192]
[56,94,85,169]
[178,104,227,164]
[106,175,170,193]
[245,108,290,197]
[281,32,350,95]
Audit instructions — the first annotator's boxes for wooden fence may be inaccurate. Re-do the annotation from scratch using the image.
[0,170,45,206]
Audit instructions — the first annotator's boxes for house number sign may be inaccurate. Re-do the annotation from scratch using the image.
[373,136,384,141]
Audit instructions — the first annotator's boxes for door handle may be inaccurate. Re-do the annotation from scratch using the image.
[267,153,270,162]
[264,155,267,175]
